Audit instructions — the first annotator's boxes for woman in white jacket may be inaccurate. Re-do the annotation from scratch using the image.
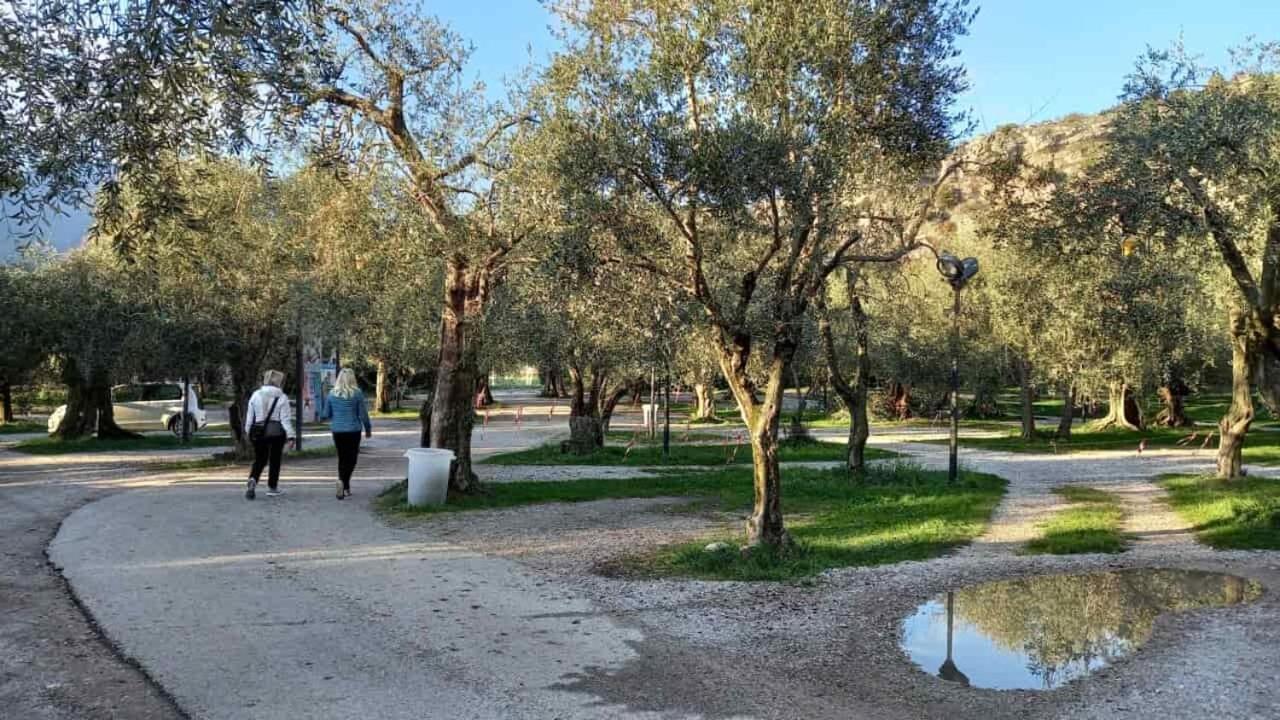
[243,370,296,500]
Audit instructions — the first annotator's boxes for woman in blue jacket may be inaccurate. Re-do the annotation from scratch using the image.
[318,368,373,500]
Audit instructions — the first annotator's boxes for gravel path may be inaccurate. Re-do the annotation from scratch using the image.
[872,439,1279,558]
[476,464,675,482]
[39,413,1280,719]
[426,436,1280,718]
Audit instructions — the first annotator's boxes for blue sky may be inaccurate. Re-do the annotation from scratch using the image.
[957,0,1278,133]
[9,0,1279,253]
[441,0,1277,130]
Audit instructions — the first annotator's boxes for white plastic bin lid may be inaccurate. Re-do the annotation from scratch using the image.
[404,448,456,459]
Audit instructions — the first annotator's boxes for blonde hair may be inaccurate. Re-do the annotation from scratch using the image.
[332,368,359,399]
[263,369,285,387]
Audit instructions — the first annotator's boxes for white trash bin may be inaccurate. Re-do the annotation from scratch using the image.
[404,448,455,507]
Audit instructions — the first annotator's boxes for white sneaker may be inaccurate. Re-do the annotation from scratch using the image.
[266,488,283,497]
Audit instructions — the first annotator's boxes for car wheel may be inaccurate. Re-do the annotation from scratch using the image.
[170,416,198,437]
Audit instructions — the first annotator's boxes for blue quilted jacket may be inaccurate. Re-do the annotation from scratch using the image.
[319,390,372,434]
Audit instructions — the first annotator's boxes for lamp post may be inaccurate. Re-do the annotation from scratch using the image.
[937,591,970,686]
[936,252,979,484]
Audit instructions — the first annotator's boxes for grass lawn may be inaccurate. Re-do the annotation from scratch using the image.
[604,429,726,443]
[1024,486,1127,555]
[995,392,1074,418]
[991,389,1280,429]
[372,403,515,421]
[12,434,233,454]
[934,426,1280,465]
[482,436,894,466]
[1160,474,1280,550]
[372,407,425,420]
[378,462,1006,581]
[1182,393,1280,430]
[0,420,45,434]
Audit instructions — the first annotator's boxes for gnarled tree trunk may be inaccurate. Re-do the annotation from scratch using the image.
[1,381,12,423]
[1017,358,1035,440]
[965,384,1000,419]
[1093,381,1143,431]
[1056,384,1076,440]
[375,359,392,414]
[719,332,793,548]
[567,366,632,448]
[430,258,488,494]
[692,382,717,421]
[1218,311,1257,479]
[599,382,631,434]
[884,381,912,421]
[1153,378,1193,428]
[819,290,871,473]
[628,380,645,407]
[53,362,137,440]
[539,365,559,398]
[566,365,604,453]
[418,398,433,448]
[226,360,261,459]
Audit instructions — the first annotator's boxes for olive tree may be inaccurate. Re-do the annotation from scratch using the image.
[975,115,1222,439]
[1100,45,1280,477]
[40,249,157,438]
[5,1,550,491]
[550,0,974,546]
[0,261,50,423]
[105,159,361,451]
[1,1,314,236]
[272,1,556,491]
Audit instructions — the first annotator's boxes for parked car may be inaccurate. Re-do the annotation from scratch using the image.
[47,382,207,436]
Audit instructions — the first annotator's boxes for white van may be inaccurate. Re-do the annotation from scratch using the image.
[47,383,208,435]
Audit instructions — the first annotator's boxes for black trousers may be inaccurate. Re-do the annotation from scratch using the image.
[333,432,362,490]
[250,436,286,490]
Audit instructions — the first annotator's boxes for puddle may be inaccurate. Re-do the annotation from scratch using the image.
[900,568,1262,690]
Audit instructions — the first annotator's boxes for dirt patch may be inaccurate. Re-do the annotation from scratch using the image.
[399,468,1280,719]
[0,459,185,720]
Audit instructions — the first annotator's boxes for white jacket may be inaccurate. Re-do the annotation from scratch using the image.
[244,386,296,439]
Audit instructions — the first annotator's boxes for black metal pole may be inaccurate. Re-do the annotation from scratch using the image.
[295,339,304,452]
[949,285,961,484]
[663,369,671,459]
[649,366,657,440]
[181,375,191,444]
[946,591,955,661]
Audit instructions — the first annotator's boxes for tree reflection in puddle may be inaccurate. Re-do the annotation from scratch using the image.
[900,568,1263,690]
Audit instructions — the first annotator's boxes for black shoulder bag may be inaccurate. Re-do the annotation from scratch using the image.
[249,395,284,443]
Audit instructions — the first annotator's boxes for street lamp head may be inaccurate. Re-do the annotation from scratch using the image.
[936,252,963,281]
[937,252,979,289]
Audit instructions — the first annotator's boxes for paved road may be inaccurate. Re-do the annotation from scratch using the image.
[0,449,187,719]
[1,400,565,720]
[15,398,1280,719]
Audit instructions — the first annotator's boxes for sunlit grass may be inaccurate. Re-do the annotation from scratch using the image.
[1161,474,1280,550]
[482,435,893,466]
[936,426,1280,464]
[379,462,1005,581]
[1024,486,1127,555]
